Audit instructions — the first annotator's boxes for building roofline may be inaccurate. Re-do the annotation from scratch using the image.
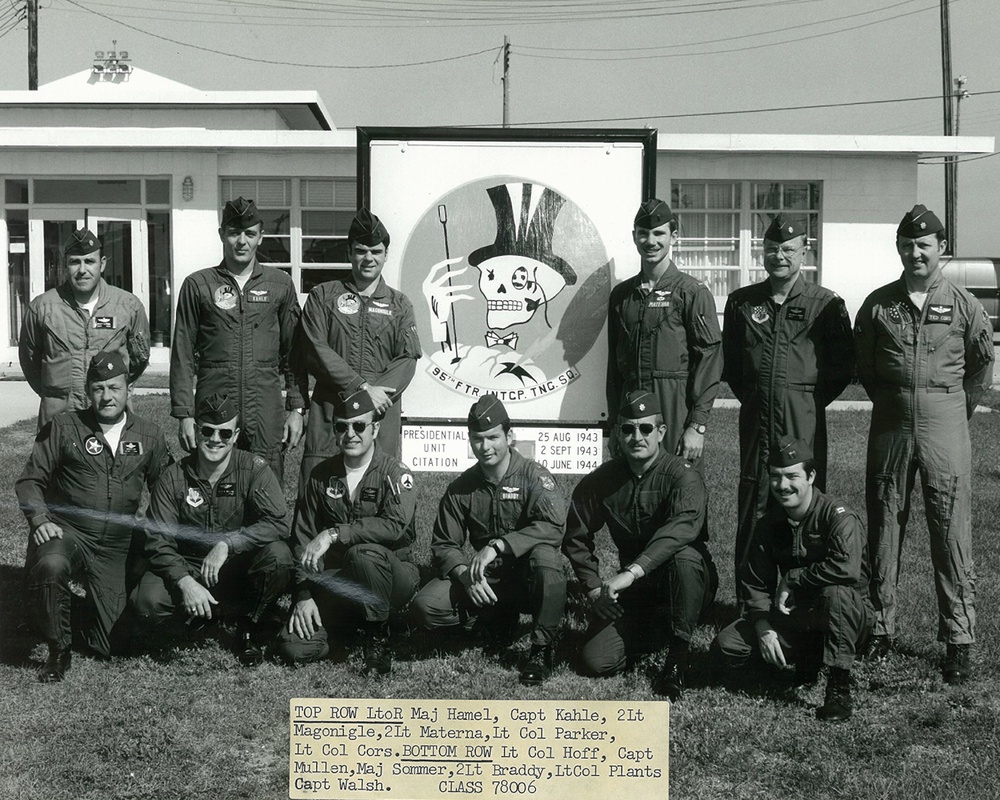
[654,132,994,156]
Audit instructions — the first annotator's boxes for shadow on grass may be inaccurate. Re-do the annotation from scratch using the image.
[0,563,35,667]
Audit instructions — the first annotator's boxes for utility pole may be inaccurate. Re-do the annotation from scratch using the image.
[28,0,38,90]
[940,0,956,253]
[502,35,510,128]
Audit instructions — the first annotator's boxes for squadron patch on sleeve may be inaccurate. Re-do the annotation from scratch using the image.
[540,475,555,492]
[400,473,414,491]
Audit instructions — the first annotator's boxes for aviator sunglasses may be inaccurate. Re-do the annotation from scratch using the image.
[619,422,657,436]
[335,421,373,434]
[199,425,236,441]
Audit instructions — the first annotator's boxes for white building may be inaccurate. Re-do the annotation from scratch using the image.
[0,62,993,369]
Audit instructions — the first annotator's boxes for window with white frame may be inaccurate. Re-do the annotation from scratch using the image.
[671,180,821,303]
[221,177,357,293]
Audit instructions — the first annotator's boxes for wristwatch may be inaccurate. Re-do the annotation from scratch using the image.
[488,539,505,557]
[688,423,707,435]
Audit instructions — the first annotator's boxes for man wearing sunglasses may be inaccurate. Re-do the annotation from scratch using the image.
[713,437,872,722]
[411,394,567,686]
[170,197,307,482]
[563,390,717,700]
[132,393,294,665]
[722,214,854,599]
[607,199,722,462]
[16,351,169,681]
[276,390,419,675]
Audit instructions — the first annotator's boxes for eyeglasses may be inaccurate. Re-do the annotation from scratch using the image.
[199,425,236,441]
[619,422,656,437]
[334,421,372,434]
[763,246,804,258]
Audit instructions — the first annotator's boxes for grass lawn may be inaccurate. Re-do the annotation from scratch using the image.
[1,394,999,799]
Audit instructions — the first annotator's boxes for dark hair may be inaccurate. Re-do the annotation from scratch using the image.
[801,458,818,479]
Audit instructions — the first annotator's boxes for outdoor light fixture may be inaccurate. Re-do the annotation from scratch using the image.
[182,176,194,201]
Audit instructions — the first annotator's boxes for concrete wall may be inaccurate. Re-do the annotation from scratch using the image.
[3,108,291,130]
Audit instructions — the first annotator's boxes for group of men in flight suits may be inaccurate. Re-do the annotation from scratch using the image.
[15,192,992,724]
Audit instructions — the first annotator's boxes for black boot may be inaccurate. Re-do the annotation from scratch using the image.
[816,667,853,722]
[236,619,264,666]
[38,644,72,683]
[519,644,553,686]
[861,634,892,662]
[653,638,689,701]
[942,643,972,685]
[361,623,392,677]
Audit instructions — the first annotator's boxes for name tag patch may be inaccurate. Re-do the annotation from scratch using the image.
[361,487,379,502]
[247,289,269,303]
[217,483,236,497]
[368,306,393,317]
[926,304,954,324]
[786,307,806,321]
[500,485,521,501]
[119,441,143,456]
[94,316,115,329]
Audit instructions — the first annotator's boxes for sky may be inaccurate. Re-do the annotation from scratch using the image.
[1,0,997,255]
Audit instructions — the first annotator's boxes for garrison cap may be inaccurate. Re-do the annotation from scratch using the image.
[763,214,807,243]
[896,204,944,238]
[221,197,262,229]
[348,208,390,248]
[64,228,101,258]
[633,198,674,230]
[334,388,382,420]
[618,390,659,419]
[468,394,509,432]
[770,436,813,468]
[86,350,127,383]
[195,393,238,425]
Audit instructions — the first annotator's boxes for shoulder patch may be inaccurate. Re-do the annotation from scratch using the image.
[400,473,414,491]
[540,474,555,491]
[835,506,846,514]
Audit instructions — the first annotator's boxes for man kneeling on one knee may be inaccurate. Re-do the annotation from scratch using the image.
[131,393,293,665]
[713,437,873,722]
[411,394,567,686]
[563,391,717,700]
[277,389,419,675]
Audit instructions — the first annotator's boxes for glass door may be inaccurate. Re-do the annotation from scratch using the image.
[27,207,86,298]
[87,209,147,312]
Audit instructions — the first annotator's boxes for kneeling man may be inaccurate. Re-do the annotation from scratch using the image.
[713,438,872,721]
[411,395,567,686]
[131,393,293,664]
[16,351,169,681]
[564,391,717,699]
[277,390,419,675]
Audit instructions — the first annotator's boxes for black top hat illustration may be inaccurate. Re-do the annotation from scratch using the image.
[468,183,577,286]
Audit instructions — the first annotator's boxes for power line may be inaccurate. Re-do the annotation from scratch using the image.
[513,2,942,61]
[919,151,1000,165]
[59,0,499,68]
[496,88,1000,127]
[515,0,929,53]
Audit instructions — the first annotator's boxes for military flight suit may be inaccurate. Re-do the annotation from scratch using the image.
[277,448,420,663]
[19,280,150,428]
[855,272,993,644]
[132,449,293,625]
[16,409,169,657]
[564,451,717,675]
[298,276,421,481]
[607,261,722,453]
[170,262,305,481]
[723,276,854,578]
[411,450,567,647]
[715,489,872,671]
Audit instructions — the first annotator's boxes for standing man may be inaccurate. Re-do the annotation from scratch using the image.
[607,199,722,461]
[723,214,854,585]
[411,395,567,686]
[170,197,305,482]
[855,204,993,683]
[298,209,421,482]
[16,351,169,681]
[564,391,717,700]
[277,390,419,676]
[713,438,872,722]
[131,394,294,665]
[19,228,149,429]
